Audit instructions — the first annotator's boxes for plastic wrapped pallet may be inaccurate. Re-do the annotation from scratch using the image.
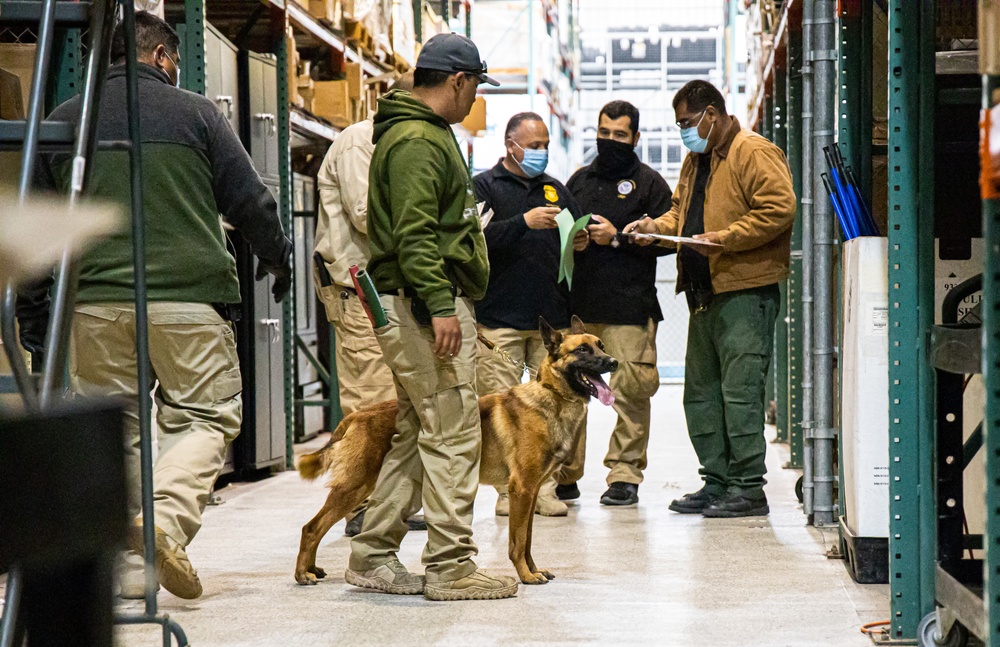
[841,237,889,539]
[134,0,164,18]
[391,0,416,69]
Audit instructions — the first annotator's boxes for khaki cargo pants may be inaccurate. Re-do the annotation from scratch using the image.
[349,295,481,583]
[557,320,660,486]
[316,284,395,416]
[70,302,242,547]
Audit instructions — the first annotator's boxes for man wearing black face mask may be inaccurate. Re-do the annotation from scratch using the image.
[555,101,673,508]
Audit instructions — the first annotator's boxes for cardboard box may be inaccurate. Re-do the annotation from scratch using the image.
[312,80,351,128]
[0,44,35,116]
[309,0,334,23]
[346,62,362,100]
[0,67,25,120]
[841,237,889,538]
[461,96,486,135]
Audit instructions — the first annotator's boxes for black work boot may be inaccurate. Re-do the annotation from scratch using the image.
[702,490,769,518]
[345,509,366,537]
[555,482,580,501]
[668,486,725,514]
[600,482,639,506]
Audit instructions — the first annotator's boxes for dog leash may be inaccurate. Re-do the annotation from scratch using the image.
[477,333,538,378]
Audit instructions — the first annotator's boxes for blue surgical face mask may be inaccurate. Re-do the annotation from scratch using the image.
[680,110,713,153]
[513,141,549,178]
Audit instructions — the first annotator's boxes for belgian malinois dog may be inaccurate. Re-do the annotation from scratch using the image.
[294,316,618,586]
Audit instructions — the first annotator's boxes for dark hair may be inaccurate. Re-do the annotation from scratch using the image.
[413,68,453,89]
[598,100,640,135]
[505,112,545,139]
[111,11,179,64]
[672,80,728,116]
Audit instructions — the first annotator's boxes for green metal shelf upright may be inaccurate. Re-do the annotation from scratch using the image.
[775,58,790,446]
[886,0,937,639]
[183,0,206,95]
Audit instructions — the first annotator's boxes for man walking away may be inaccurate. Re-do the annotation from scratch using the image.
[629,80,796,518]
[346,33,519,601]
[560,100,674,507]
[19,12,292,599]
[473,111,587,518]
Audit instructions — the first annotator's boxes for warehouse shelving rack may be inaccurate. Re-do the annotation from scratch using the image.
[752,0,991,644]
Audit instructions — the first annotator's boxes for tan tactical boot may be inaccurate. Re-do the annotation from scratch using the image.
[126,523,202,600]
[534,475,569,517]
[424,570,519,601]
[495,486,509,516]
[344,558,425,595]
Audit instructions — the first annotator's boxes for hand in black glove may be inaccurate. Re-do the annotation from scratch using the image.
[18,316,47,355]
[255,258,292,303]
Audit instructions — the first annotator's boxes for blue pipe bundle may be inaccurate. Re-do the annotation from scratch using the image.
[822,145,879,240]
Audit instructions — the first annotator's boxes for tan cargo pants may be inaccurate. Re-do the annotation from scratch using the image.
[556,320,660,486]
[70,302,242,547]
[316,285,395,416]
[475,326,547,396]
[349,295,481,583]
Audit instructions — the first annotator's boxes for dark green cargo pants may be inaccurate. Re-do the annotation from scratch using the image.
[682,284,780,495]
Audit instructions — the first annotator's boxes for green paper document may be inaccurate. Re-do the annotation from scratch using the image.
[556,209,592,290]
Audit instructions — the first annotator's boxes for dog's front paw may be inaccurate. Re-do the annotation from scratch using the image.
[295,570,319,585]
[519,571,550,585]
[535,569,555,581]
[310,565,327,579]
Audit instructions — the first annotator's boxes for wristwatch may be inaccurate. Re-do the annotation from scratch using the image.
[610,232,622,248]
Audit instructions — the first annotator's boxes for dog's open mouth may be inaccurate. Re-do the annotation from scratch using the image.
[581,372,615,407]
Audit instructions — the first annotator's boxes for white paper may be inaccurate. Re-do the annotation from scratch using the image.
[622,232,723,247]
[480,208,494,229]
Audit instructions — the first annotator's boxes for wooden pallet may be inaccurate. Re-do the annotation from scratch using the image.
[344,19,375,59]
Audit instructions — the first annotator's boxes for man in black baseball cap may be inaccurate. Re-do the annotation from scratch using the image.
[346,35,517,601]
[416,32,500,87]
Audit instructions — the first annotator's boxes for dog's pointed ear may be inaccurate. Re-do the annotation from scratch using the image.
[539,317,562,357]
[570,315,586,335]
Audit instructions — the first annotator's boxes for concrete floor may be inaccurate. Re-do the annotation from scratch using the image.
[104,385,887,646]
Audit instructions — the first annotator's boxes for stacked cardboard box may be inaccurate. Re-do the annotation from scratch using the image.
[308,0,343,28]
[287,27,304,108]
[0,44,35,116]
[312,79,351,128]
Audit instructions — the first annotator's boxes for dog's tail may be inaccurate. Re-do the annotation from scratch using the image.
[297,450,329,481]
[297,416,348,481]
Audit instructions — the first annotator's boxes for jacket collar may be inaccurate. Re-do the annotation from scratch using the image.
[711,115,742,159]
[489,159,552,185]
[106,62,173,85]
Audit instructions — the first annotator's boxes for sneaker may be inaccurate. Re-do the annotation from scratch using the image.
[345,509,366,537]
[702,490,770,518]
[495,490,509,517]
[535,477,568,517]
[344,559,425,595]
[600,482,638,506]
[126,524,202,600]
[424,570,518,601]
[668,486,724,514]
[555,482,580,501]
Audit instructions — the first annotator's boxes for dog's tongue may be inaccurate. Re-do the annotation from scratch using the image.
[594,375,615,407]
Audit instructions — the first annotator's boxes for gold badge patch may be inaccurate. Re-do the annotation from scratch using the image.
[544,185,559,204]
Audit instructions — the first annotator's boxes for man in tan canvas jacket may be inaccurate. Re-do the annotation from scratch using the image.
[629,80,796,518]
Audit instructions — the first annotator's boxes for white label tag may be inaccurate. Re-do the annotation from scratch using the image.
[869,304,888,335]
[71,155,86,193]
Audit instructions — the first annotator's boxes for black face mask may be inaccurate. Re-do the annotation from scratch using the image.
[595,137,638,174]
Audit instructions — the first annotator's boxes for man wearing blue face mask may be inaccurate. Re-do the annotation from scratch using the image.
[472,112,588,517]
[628,80,796,518]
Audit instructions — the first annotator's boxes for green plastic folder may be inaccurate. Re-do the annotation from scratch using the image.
[556,209,592,290]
